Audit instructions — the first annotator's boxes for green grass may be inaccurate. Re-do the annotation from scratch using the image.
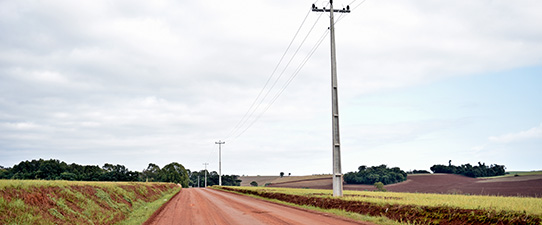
[120,188,180,225]
[0,180,180,224]
[486,170,542,178]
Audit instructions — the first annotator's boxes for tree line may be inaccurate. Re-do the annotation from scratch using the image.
[430,161,505,178]
[0,159,241,187]
[344,161,506,186]
[344,164,408,185]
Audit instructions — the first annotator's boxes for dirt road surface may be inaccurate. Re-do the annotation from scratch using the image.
[146,188,372,225]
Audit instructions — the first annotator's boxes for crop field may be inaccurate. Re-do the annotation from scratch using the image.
[0,180,180,224]
[217,186,542,224]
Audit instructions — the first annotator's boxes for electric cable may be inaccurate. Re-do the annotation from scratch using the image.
[223,8,313,141]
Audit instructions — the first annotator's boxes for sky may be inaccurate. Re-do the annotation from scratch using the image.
[1,0,541,176]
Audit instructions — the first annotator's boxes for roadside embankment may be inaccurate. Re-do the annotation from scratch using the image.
[0,180,180,224]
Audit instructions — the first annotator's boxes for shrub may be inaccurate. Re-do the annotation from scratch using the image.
[374,182,386,192]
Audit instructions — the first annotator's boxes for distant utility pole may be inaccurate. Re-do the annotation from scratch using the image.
[215,140,225,186]
[197,175,200,188]
[312,0,350,197]
[203,162,209,188]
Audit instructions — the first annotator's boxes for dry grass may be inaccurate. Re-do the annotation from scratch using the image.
[226,186,542,216]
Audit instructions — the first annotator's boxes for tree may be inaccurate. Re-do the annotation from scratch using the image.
[344,164,407,185]
[221,174,242,186]
[188,170,207,187]
[160,162,189,187]
[280,172,284,178]
[250,181,258,187]
[142,163,161,182]
[100,164,139,181]
[430,162,505,178]
[374,182,386,192]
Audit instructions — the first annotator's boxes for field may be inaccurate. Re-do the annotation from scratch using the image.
[262,173,542,197]
[239,174,332,187]
[0,180,180,224]
[217,186,542,224]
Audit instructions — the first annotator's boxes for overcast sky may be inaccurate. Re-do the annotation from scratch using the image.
[1,0,541,176]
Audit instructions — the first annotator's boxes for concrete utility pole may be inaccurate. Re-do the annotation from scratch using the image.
[312,1,350,197]
[215,140,225,186]
[203,162,209,188]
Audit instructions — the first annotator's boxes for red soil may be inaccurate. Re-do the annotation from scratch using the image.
[0,182,179,224]
[269,174,542,197]
[145,188,372,225]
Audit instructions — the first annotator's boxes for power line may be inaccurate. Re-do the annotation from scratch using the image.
[223,8,314,141]
[335,0,368,24]
[225,9,328,142]
[231,28,330,141]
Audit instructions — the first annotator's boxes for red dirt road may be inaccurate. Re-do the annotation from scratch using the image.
[146,188,371,225]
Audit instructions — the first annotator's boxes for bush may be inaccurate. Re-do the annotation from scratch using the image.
[250,181,258,187]
[374,182,386,192]
[407,170,430,174]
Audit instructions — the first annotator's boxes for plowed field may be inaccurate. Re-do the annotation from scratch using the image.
[268,174,542,197]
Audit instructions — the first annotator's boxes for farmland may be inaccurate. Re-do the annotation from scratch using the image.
[260,173,542,197]
[0,180,180,224]
[217,186,542,224]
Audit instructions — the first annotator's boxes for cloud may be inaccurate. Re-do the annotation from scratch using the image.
[1,0,541,173]
[489,124,542,143]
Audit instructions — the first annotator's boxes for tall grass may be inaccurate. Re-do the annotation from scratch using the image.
[225,186,542,216]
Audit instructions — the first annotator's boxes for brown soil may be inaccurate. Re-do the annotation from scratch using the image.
[145,188,373,225]
[269,174,542,197]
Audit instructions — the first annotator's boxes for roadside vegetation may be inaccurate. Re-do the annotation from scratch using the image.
[0,158,242,188]
[0,180,180,224]
[216,186,542,224]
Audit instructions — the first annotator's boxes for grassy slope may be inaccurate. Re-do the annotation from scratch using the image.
[0,180,180,224]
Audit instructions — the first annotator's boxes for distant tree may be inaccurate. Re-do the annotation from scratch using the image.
[430,162,505,178]
[188,170,207,187]
[0,165,8,179]
[288,173,291,176]
[221,174,242,186]
[60,172,77,181]
[207,171,219,186]
[344,164,407,185]
[280,172,284,178]
[142,163,161,182]
[160,162,189,187]
[250,181,258,187]
[407,170,431,174]
[374,182,386,192]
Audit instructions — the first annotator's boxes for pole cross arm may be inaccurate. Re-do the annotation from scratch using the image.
[312,5,350,13]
